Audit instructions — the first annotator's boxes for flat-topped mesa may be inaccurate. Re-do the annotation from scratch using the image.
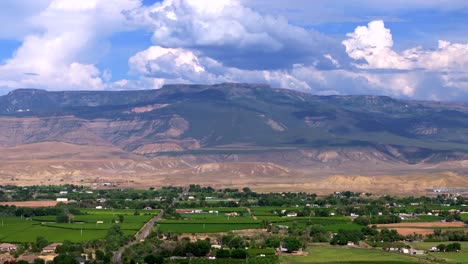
[161,83,271,90]
[6,88,48,95]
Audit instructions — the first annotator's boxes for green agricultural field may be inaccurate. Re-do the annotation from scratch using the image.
[0,210,155,243]
[158,213,358,234]
[82,208,160,215]
[403,215,443,222]
[460,213,468,221]
[280,246,425,264]
[250,207,302,216]
[246,248,276,257]
[409,242,468,263]
[160,217,258,224]
[188,255,279,264]
[192,207,249,213]
[157,223,260,233]
[178,213,251,220]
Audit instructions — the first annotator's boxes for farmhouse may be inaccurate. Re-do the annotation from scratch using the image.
[42,243,62,253]
[0,243,17,251]
[56,198,68,202]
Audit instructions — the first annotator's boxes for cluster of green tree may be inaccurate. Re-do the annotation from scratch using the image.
[0,205,82,218]
[178,239,211,257]
[354,214,401,225]
[55,241,84,255]
[308,224,331,242]
[366,227,404,243]
[438,211,462,222]
[103,225,132,252]
[215,249,248,259]
[188,185,216,193]
[436,243,461,252]
[330,229,364,245]
[427,229,468,242]
[142,254,164,264]
[262,236,302,252]
[331,226,403,246]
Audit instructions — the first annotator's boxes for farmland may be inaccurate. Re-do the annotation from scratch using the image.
[0,208,159,242]
[409,242,468,263]
[0,184,467,264]
[156,208,360,234]
[280,246,424,264]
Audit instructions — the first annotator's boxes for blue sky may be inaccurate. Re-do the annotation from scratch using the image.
[0,0,467,101]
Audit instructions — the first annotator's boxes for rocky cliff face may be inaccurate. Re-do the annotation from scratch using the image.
[0,83,467,191]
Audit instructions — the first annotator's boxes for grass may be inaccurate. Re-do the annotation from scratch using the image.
[186,256,279,264]
[280,246,425,264]
[409,242,468,263]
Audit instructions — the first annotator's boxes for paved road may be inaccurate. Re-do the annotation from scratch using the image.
[113,187,188,264]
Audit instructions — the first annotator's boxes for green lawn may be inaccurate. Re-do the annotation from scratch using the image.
[281,246,425,264]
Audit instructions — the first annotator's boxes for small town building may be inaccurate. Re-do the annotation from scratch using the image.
[0,243,17,251]
[42,243,62,254]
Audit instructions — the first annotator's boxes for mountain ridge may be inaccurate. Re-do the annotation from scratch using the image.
[0,83,467,192]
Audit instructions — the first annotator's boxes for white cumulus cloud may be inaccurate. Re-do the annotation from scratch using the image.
[126,0,342,70]
[123,45,312,92]
[0,0,141,90]
[342,20,468,97]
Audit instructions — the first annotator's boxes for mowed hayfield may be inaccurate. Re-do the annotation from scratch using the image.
[280,246,426,264]
[0,209,159,242]
[409,241,468,263]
